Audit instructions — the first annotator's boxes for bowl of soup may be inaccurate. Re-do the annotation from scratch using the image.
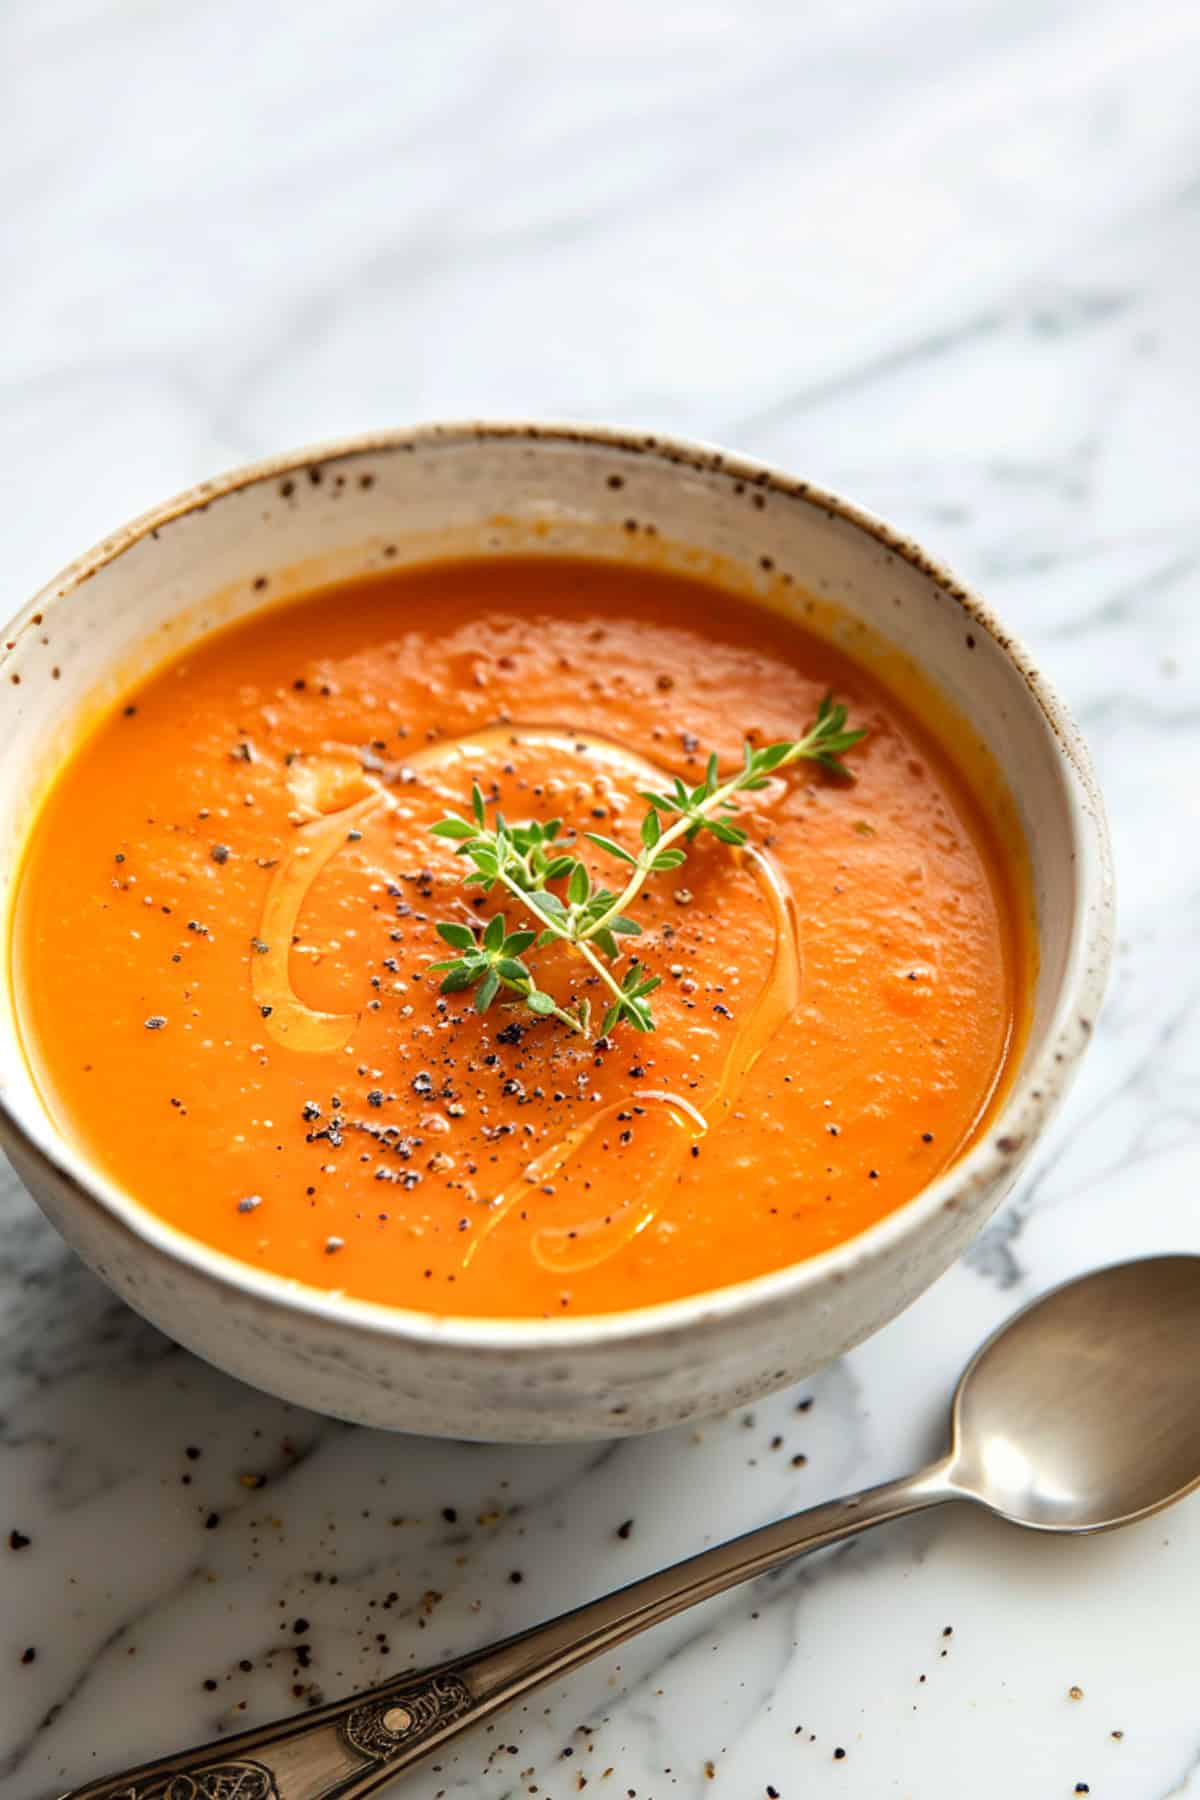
[0,424,1112,1439]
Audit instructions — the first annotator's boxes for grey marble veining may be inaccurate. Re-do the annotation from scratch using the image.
[2,1,1199,1794]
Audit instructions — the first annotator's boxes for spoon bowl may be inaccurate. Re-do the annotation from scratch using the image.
[950,1255,1200,1531]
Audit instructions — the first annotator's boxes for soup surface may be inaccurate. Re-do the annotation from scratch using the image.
[12,557,1025,1317]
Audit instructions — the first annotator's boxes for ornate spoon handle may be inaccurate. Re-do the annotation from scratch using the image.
[61,1465,955,1800]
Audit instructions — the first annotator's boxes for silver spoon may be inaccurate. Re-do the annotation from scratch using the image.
[62,1255,1200,1800]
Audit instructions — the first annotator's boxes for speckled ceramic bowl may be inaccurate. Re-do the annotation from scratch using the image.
[0,425,1113,1440]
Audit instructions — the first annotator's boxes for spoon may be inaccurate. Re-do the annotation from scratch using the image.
[62,1255,1200,1800]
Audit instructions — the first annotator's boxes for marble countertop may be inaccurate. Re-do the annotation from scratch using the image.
[3,1,1199,1794]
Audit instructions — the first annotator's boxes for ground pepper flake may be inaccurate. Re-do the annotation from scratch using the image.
[8,1530,30,1550]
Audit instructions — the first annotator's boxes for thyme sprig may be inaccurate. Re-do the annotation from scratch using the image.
[427,695,865,1036]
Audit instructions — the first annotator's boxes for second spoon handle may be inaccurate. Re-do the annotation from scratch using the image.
[61,1461,958,1800]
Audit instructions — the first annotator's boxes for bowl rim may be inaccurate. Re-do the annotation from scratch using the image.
[0,419,1115,1353]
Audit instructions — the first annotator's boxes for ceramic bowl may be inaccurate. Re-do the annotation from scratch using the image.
[0,425,1113,1440]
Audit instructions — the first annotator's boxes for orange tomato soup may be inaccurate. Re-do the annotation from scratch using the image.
[11,557,1026,1317]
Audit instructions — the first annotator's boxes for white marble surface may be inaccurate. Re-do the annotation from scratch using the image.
[3,1,1200,1794]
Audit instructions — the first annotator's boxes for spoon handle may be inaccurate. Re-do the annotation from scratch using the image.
[60,1462,955,1800]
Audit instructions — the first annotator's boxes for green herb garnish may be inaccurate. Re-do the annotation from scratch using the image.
[427,695,865,1037]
